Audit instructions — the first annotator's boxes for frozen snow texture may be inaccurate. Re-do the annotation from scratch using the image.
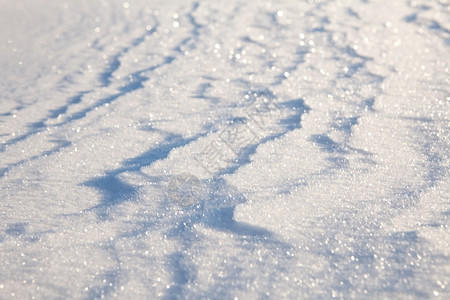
[0,0,449,299]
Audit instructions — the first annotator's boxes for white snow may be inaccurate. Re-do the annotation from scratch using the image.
[0,0,449,299]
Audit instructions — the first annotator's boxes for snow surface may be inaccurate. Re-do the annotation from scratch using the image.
[0,0,449,298]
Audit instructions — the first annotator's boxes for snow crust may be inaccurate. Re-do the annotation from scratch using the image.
[0,0,449,298]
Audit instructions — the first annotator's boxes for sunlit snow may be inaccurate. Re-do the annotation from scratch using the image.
[0,0,449,299]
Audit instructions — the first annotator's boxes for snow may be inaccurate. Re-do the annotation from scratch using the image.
[0,0,449,298]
